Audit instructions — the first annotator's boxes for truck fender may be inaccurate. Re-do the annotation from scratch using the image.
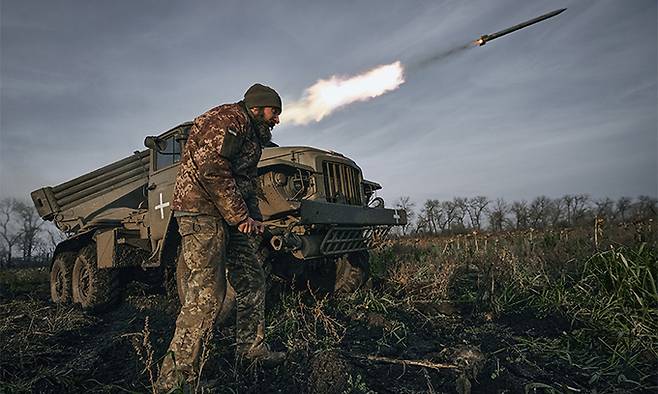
[51,229,96,268]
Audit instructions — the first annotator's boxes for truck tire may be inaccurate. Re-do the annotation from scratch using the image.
[50,252,76,304]
[71,244,120,311]
[334,251,370,293]
[176,250,236,324]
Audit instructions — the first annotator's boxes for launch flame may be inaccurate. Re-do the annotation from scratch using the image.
[281,61,405,125]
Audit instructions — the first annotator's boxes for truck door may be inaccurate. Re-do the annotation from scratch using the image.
[147,133,182,249]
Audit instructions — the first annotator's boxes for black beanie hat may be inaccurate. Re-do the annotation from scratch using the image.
[244,83,282,112]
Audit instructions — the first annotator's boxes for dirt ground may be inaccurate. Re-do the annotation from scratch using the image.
[0,259,654,393]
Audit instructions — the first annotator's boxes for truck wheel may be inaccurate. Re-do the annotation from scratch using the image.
[334,251,370,293]
[50,252,76,304]
[72,244,120,311]
[175,249,236,324]
[216,283,236,324]
[175,249,187,303]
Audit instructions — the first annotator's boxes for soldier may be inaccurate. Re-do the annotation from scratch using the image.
[156,84,285,390]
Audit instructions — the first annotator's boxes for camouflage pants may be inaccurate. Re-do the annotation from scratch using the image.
[158,215,227,387]
[158,215,266,387]
[225,226,266,354]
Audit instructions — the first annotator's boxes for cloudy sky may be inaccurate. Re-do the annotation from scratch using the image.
[1,0,656,207]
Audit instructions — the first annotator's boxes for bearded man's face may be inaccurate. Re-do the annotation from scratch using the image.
[254,107,280,129]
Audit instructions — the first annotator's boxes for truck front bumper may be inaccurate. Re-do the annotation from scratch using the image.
[298,200,407,226]
[274,200,406,258]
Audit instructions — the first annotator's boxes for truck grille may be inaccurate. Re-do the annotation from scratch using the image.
[322,161,362,205]
[320,226,392,255]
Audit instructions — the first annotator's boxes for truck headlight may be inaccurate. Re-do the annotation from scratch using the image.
[274,172,288,186]
[266,168,312,201]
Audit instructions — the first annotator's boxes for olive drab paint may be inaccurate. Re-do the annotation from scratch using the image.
[30,112,407,308]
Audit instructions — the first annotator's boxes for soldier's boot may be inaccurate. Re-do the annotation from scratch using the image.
[238,343,286,367]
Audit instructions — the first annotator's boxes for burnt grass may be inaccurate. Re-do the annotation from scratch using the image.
[1,225,657,393]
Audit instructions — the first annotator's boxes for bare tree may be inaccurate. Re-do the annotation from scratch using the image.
[572,194,591,225]
[451,197,468,232]
[413,213,429,234]
[420,199,442,234]
[510,200,529,229]
[465,196,490,231]
[487,198,508,232]
[562,194,575,226]
[42,225,66,259]
[632,195,658,221]
[594,198,616,221]
[528,196,552,229]
[14,200,45,262]
[616,196,633,222]
[31,237,51,265]
[0,198,22,267]
[440,200,459,232]
[547,198,565,227]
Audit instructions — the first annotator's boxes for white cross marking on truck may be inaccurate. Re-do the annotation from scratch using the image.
[155,192,170,219]
[393,209,400,224]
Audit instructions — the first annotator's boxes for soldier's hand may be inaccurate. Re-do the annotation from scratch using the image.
[254,220,265,234]
[238,217,265,235]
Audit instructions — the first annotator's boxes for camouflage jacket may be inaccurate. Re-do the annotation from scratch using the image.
[172,102,264,225]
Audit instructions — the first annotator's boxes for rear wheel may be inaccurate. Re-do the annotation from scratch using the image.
[50,252,76,304]
[71,244,120,311]
[283,251,370,294]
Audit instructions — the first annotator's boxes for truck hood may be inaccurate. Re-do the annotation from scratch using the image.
[259,146,360,170]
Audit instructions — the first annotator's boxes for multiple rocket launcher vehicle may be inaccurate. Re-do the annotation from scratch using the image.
[32,122,405,311]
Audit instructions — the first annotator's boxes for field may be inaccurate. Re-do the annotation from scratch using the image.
[1,221,656,393]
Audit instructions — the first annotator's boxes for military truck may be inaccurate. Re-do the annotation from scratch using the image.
[31,121,406,312]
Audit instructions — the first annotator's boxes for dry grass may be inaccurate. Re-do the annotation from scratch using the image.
[372,220,658,392]
[125,316,157,393]
[1,221,655,393]
[270,287,347,353]
[0,297,95,392]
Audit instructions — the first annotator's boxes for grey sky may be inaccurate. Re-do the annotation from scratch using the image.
[1,0,656,207]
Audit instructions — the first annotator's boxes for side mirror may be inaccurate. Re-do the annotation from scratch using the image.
[144,136,167,152]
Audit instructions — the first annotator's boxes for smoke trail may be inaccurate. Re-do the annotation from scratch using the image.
[281,61,405,126]
[407,41,477,72]
[280,43,474,126]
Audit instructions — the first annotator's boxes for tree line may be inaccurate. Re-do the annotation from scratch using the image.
[394,194,657,236]
[0,198,64,268]
[2,194,656,266]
